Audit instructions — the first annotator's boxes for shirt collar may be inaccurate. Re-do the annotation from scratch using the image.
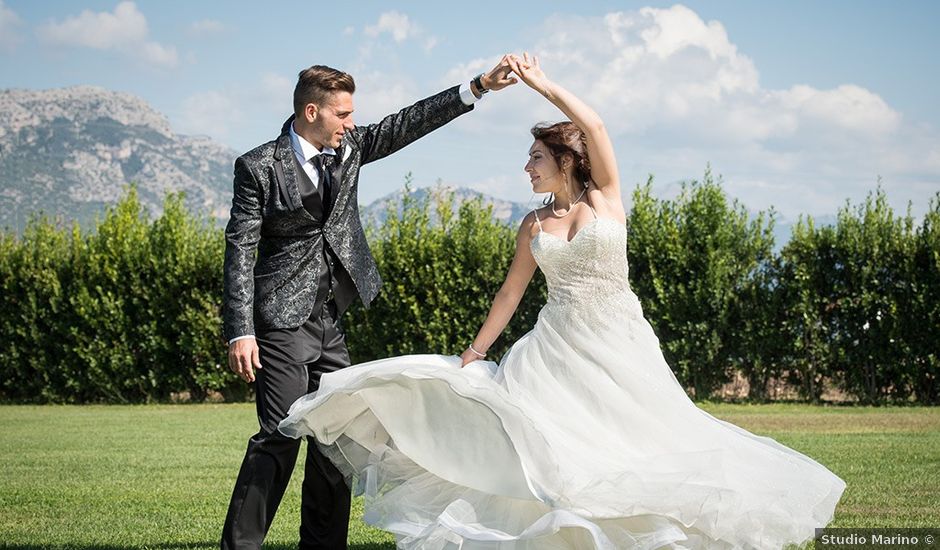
[288,120,335,163]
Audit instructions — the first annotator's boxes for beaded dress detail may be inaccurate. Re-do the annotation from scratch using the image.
[279,205,846,549]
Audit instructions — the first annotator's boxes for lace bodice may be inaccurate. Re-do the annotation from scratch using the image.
[530,210,641,324]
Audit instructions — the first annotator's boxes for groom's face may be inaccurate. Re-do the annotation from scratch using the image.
[310,91,355,149]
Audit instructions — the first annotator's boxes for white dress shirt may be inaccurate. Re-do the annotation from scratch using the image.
[288,123,335,187]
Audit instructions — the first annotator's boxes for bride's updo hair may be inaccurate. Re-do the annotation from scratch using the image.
[531,121,592,185]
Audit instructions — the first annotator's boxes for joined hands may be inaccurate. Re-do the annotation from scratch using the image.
[507,52,551,96]
[477,54,520,94]
[475,52,551,97]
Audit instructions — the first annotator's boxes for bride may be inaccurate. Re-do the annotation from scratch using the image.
[279,53,846,549]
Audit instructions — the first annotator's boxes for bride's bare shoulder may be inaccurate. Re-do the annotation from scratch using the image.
[518,207,550,243]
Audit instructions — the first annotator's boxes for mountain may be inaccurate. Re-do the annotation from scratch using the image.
[361,185,532,228]
[0,86,238,234]
[0,86,533,235]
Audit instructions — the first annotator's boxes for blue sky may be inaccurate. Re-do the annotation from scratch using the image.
[2,0,938,222]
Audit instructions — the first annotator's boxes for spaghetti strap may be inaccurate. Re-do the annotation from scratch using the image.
[587,198,598,220]
[532,209,543,232]
[582,184,598,220]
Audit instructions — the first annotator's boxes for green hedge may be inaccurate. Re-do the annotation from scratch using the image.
[778,187,940,404]
[344,183,546,364]
[628,171,939,404]
[627,167,777,399]
[0,188,232,403]
[1,175,937,404]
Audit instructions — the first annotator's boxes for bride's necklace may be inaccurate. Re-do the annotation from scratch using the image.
[551,187,587,218]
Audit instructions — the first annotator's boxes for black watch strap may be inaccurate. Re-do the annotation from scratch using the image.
[472,73,489,95]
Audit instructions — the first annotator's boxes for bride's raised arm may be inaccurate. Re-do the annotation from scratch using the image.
[507,53,620,197]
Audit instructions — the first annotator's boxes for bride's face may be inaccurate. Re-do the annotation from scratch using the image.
[525,140,565,194]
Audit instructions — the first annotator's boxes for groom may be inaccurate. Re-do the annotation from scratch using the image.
[220,60,516,549]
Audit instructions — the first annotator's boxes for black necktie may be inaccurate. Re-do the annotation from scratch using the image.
[311,153,334,217]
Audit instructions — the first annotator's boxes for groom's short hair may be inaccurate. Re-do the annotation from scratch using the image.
[294,65,356,116]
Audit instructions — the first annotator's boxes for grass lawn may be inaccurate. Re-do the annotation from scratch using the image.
[0,402,937,549]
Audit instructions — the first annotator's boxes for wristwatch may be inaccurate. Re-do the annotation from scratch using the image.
[472,72,489,95]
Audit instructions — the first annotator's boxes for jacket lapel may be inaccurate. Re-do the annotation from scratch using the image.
[273,115,305,213]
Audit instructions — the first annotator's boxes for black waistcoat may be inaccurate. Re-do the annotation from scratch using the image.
[292,153,358,317]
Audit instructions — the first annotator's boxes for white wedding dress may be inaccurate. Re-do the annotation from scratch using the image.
[279,206,846,549]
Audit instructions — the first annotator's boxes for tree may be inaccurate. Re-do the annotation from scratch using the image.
[628,167,776,400]
[344,179,547,364]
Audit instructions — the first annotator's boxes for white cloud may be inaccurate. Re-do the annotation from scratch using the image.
[773,84,900,134]
[439,5,938,219]
[141,41,178,68]
[360,10,438,55]
[258,73,293,102]
[350,70,420,124]
[174,72,294,145]
[38,1,147,49]
[636,6,740,61]
[177,91,240,141]
[188,19,228,36]
[37,1,178,68]
[0,0,23,52]
[365,11,419,42]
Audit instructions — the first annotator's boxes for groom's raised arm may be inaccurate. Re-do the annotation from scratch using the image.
[351,85,473,166]
[351,55,518,165]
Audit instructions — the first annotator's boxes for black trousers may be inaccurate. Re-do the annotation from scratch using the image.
[221,299,352,550]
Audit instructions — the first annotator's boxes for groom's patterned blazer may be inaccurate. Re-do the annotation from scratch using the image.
[222,86,473,342]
